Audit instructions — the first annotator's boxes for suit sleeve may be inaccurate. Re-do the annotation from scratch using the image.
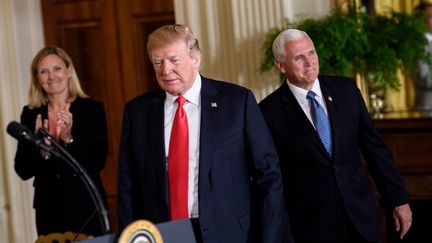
[14,107,44,180]
[355,87,410,208]
[244,90,293,243]
[117,104,140,230]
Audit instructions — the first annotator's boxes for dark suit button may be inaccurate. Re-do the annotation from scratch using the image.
[333,166,338,170]
[73,174,77,177]
[56,174,61,179]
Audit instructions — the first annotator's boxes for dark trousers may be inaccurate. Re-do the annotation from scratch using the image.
[190,218,203,243]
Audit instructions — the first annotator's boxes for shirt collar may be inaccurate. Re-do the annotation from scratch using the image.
[286,78,323,103]
[165,74,201,105]
[310,78,324,99]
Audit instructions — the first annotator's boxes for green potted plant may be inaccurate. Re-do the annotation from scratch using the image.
[260,7,430,112]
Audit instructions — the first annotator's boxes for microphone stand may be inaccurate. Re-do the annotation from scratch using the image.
[38,129,110,234]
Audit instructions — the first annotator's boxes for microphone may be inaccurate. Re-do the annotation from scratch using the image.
[37,127,52,140]
[7,121,110,233]
[7,121,41,144]
[6,121,56,159]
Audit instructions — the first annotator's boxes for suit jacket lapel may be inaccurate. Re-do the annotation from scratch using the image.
[148,90,169,205]
[148,90,166,161]
[198,77,220,197]
[281,82,331,159]
[319,76,338,161]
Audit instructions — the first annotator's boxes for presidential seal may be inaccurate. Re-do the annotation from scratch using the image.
[118,220,163,243]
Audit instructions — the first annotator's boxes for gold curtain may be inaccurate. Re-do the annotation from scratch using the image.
[375,0,420,111]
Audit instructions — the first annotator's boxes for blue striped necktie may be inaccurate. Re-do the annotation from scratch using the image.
[307,91,332,156]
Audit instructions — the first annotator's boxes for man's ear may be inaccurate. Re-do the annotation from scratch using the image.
[274,60,285,73]
[192,54,201,69]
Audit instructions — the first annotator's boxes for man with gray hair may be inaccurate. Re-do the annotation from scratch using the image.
[259,28,412,243]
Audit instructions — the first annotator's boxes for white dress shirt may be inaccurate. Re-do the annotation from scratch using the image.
[287,78,329,128]
[164,74,201,218]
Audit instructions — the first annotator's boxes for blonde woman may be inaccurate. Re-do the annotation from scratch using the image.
[14,46,109,237]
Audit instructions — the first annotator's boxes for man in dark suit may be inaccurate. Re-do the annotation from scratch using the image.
[259,28,412,243]
[117,24,292,243]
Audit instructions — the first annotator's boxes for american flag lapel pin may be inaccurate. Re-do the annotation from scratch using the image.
[211,102,218,107]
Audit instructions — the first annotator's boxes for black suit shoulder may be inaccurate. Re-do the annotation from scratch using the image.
[201,76,255,105]
[259,81,287,111]
[318,75,365,110]
[74,96,104,108]
[70,97,105,118]
[318,75,357,90]
[204,76,251,93]
[124,88,165,111]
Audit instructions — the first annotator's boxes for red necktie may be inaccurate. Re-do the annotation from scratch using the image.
[168,96,189,220]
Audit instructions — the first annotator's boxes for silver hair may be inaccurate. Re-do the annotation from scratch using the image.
[272,29,312,62]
